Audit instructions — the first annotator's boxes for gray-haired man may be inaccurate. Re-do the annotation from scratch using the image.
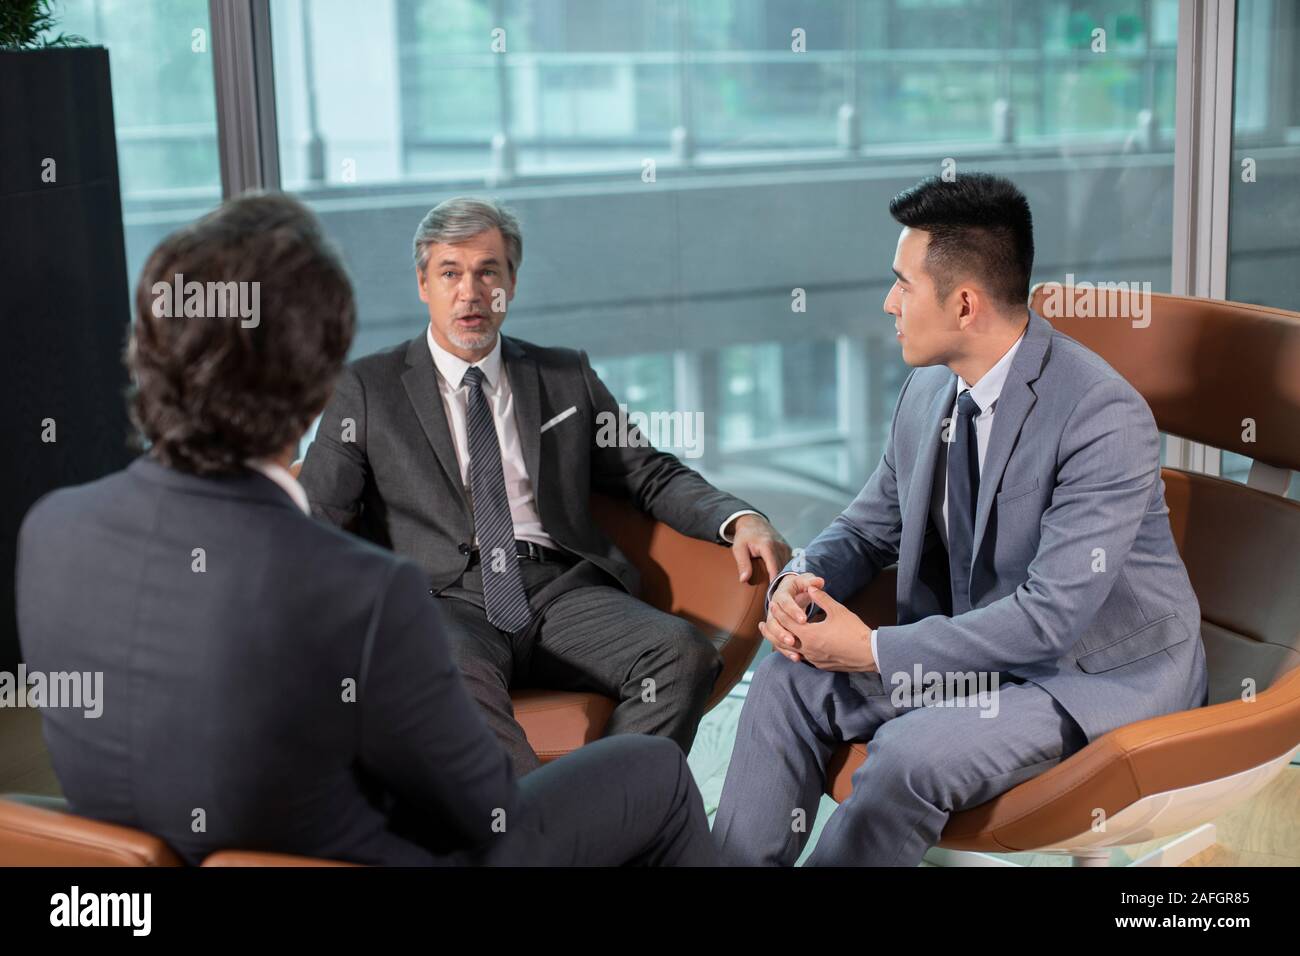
[300,197,790,774]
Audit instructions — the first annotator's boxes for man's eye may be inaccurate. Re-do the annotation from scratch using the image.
[482,270,497,278]
[442,272,456,279]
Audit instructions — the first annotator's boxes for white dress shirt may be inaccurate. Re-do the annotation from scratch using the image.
[427,327,556,549]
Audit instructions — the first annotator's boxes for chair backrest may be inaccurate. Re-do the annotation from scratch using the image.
[0,796,181,866]
[1030,286,1300,701]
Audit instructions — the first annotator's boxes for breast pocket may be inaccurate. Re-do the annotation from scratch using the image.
[540,405,579,435]
[1075,612,1190,673]
[990,476,1043,575]
[995,476,1040,505]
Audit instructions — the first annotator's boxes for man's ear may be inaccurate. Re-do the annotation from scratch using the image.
[955,287,979,330]
[416,266,430,303]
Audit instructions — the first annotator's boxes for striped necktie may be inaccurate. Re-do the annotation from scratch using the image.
[462,365,533,633]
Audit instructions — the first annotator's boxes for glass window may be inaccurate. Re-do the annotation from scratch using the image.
[1221,0,1298,499]
[55,0,222,285]
[270,0,1184,569]
[1228,0,1300,313]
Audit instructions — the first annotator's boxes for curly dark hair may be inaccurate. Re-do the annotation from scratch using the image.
[126,192,355,475]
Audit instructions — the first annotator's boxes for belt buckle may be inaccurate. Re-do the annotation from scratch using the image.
[522,540,540,562]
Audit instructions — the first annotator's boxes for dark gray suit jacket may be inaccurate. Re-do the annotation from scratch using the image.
[16,457,515,865]
[299,333,757,596]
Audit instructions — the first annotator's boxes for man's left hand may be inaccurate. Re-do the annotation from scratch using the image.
[727,514,791,585]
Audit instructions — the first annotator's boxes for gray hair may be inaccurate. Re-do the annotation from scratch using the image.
[412,197,523,277]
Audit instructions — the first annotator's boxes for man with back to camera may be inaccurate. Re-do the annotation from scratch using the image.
[298,196,791,775]
[16,193,718,866]
[711,173,1208,866]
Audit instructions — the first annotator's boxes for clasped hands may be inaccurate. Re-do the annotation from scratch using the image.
[759,572,877,673]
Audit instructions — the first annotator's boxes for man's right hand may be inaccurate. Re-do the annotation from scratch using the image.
[759,572,826,663]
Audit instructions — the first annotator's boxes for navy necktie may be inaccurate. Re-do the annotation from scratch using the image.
[462,365,533,633]
[948,388,981,615]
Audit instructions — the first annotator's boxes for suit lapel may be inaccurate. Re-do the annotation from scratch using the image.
[899,374,957,589]
[502,336,543,499]
[400,334,470,510]
[970,311,1052,560]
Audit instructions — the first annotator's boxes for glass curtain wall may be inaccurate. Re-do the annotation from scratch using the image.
[268,0,1183,554]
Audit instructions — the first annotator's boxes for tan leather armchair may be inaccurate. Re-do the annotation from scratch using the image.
[514,492,768,761]
[0,795,180,867]
[0,490,766,865]
[825,289,1300,866]
[0,795,357,867]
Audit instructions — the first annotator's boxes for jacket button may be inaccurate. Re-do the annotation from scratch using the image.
[458,542,471,555]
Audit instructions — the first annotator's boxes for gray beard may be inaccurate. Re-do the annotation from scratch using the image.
[447,326,498,352]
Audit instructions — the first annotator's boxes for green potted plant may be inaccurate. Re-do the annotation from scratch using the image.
[1,0,134,670]
[0,0,86,49]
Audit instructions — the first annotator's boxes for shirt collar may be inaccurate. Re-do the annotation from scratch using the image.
[426,324,503,389]
[956,324,1027,414]
[245,458,310,515]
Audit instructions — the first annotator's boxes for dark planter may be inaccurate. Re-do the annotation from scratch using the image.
[0,46,134,670]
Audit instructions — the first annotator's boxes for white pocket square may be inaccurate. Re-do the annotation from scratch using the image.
[540,406,578,434]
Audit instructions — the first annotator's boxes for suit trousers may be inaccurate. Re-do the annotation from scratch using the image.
[438,734,718,865]
[437,553,724,776]
[712,652,1089,866]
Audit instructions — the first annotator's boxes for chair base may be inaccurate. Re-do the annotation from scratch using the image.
[923,823,1218,867]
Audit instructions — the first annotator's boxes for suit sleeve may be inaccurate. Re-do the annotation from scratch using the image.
[580,348,760,542]
[358,559,517,849]
[773,369,914,609]
[299,365,369,530]
[872,376,1160,679]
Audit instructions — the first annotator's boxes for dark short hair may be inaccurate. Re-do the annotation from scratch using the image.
[126,192,355,475]
[888,173,1034,309]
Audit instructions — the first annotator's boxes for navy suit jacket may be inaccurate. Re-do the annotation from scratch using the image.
[17,456,515,865]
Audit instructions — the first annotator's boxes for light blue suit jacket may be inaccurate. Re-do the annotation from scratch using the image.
[788,310,1208,742]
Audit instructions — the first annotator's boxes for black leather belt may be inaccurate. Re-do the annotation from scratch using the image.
[467,540,572,566]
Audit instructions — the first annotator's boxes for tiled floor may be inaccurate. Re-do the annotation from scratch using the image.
[0,707,60,798]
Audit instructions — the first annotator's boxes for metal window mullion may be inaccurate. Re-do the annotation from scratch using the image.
[1168,0,1236,475]
[209,0,281,197]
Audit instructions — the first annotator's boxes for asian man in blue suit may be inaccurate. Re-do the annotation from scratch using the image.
[15,193,716,866]
[712,173,1208,866]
